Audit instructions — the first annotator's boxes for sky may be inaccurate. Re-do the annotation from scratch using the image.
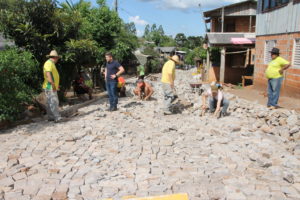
[61,0,244,37]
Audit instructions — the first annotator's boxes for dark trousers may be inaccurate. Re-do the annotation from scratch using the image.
[267,77,283,107]
[106,81,118,109]
[209,97,229,113]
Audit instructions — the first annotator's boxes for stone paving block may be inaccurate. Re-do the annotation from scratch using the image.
[52,191,68,200]
[23,185,40,196]
[12,172,27,181]
[13,179,27,190]
[0,177,14,187]
[4,191,23,200]
[36,185,56,198]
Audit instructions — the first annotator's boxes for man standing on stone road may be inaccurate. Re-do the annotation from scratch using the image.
[137,64,145,80]
[265,48,290,109]
[104,52,125,111]
[43,50,62,123]
[161,55,181,115]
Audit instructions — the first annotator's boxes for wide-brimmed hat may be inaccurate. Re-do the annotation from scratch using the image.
[168,55,182,65]
[269,47,280,55]
[47,50,61,58]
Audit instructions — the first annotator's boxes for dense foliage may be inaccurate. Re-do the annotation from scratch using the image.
[0,0,139,121]
[0,48,39,121]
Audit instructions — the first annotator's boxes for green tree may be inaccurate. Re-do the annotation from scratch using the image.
[175,33,187,47]
[0,48,39,121]
[186,36,204,49]
[158,25,164,35]
[185,47,206,65]
[125,22,137,35]
[144,24,150,38]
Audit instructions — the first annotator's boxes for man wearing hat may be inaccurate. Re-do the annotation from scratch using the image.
[265,47,290,109]
[161,55,181,115]
[42,50,62,122]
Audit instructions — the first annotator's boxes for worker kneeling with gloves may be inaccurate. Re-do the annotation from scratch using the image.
[201,83,229,118]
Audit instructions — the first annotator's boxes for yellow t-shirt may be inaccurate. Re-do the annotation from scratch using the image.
[42,60,60,90]
[265,56,289,79]
[161,60,176,84]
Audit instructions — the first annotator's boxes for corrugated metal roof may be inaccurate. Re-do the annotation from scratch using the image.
[134,51,153,65]
[155,47,176,53]
[204,0,257,17]
[207,32,256,45]
[256,1,300,36]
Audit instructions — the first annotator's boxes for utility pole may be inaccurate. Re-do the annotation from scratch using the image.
[114,0,118,13]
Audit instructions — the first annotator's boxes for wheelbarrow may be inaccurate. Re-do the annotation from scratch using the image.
[189,83,202,94]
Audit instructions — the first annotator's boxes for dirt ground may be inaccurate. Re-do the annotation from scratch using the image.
[229,86,300,113]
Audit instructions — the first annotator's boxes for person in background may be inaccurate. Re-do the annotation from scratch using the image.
[265,48,290,109]
[100,68,106,91]
[137,64,145,80]
[161,55,181,115]
[201,83,229,118]
[104,52,125,111]
[117,76,126,97]
[42,50,62,122]
[73,70,93,100]
[133,79,154,101]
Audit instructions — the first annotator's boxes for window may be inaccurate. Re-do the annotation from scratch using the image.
[262,0,289,11]
[264,40,276,64]
[292,38,300,68]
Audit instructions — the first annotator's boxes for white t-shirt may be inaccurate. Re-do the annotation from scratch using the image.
[201,84,223,101]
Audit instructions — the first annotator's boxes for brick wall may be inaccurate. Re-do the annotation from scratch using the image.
[235,17,251,32]
[254,32,300,97]
[211,16,255,33]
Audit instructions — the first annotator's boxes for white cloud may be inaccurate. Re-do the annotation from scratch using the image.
[138,0,243,11]
[129,16,149,26]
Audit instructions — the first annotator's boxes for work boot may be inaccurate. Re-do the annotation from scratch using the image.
[163,110,173,115]
[54,117,68,123]
[111,107,118,112]
[171,95,179,104]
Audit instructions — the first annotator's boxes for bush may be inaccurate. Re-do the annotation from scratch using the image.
[0,48,39,121]
[147,59,161,73]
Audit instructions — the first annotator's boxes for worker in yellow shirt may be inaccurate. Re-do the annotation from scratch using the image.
[161,55,181,115]
[265,48,290,109]
[42,50,62,122]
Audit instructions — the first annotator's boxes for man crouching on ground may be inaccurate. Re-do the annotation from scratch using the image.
[202,84,229,118]
[134,79,154,101]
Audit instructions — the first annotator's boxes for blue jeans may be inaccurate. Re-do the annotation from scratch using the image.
[209,97,229,113]
[267,77,283,107]
[106,81,118,109]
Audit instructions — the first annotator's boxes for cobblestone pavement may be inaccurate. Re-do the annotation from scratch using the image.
[0,70,300,200]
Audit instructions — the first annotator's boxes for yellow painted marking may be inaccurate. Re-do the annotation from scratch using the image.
[123,193,189,200]
[122,196,137,199]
